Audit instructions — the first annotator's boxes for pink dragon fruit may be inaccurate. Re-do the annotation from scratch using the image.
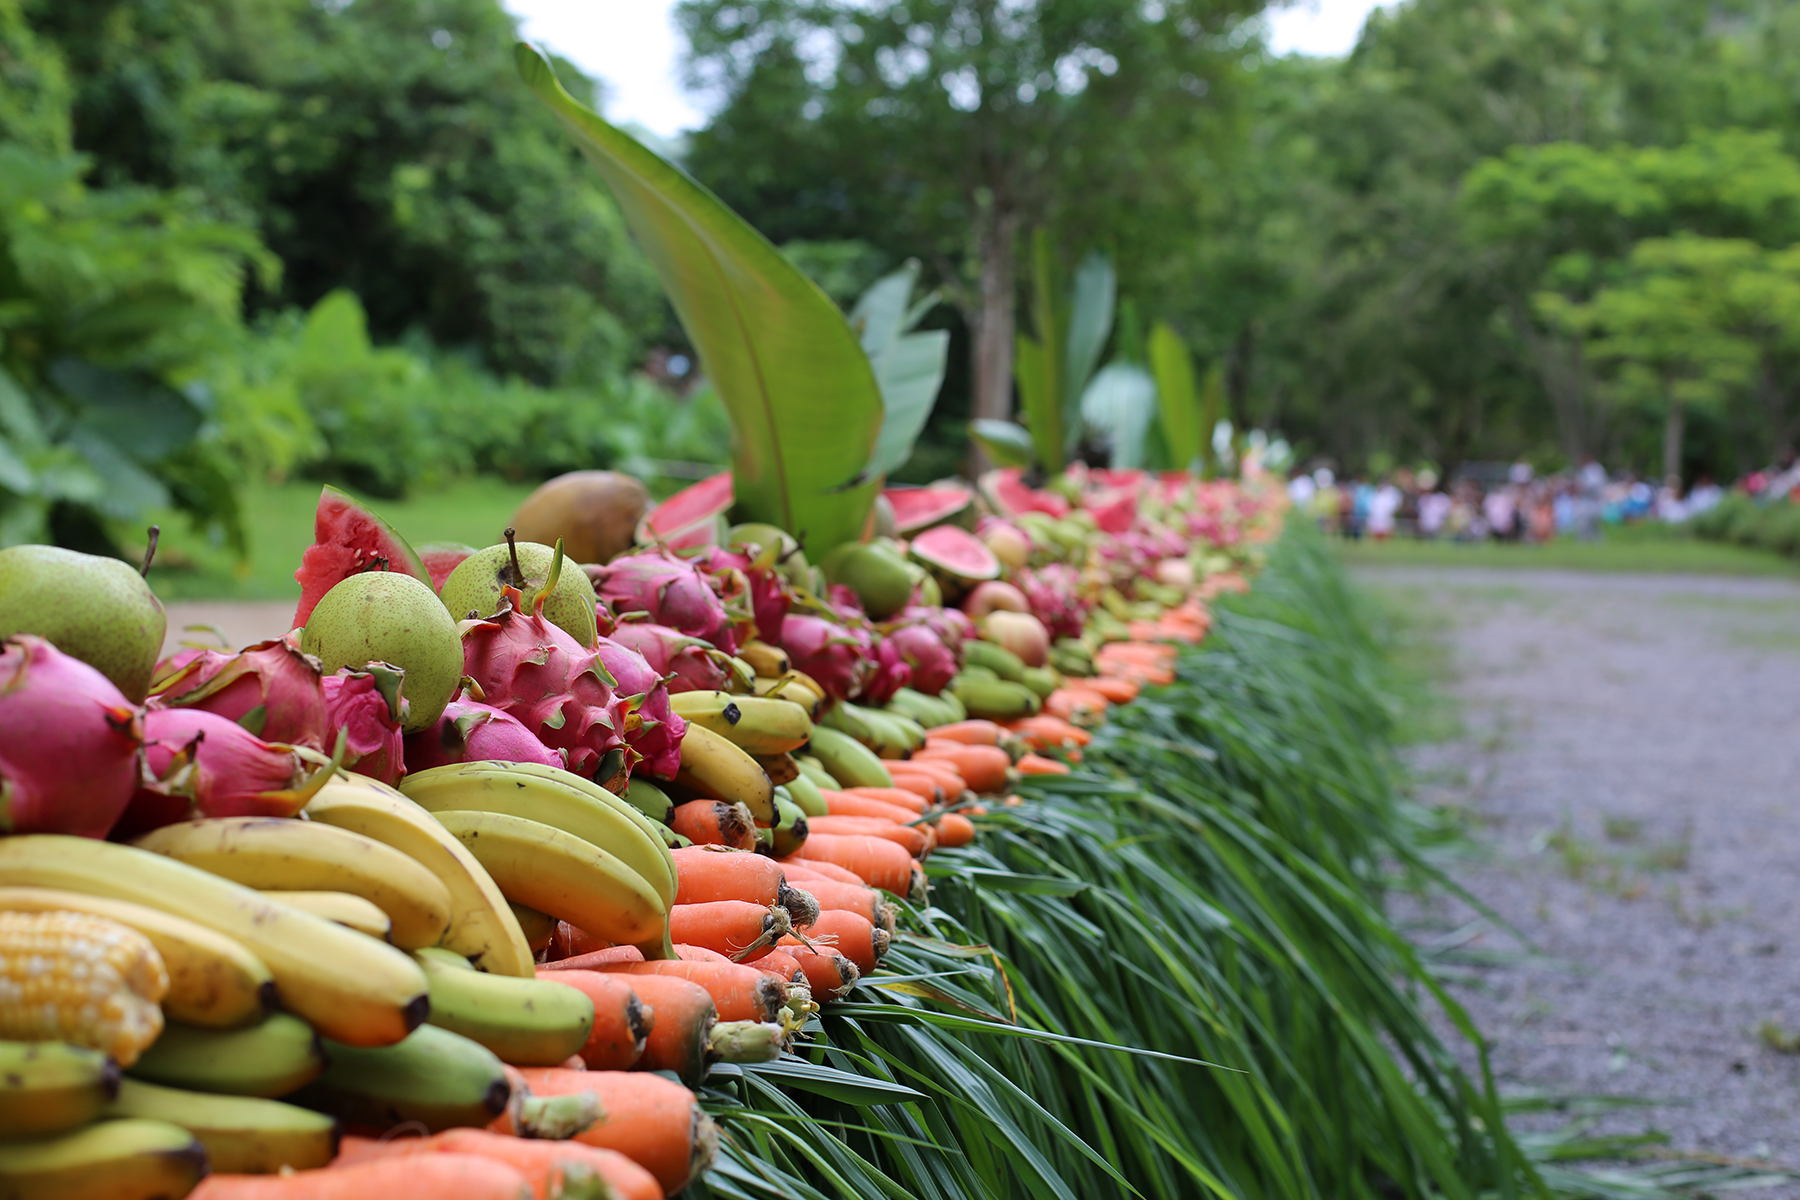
[861,636,913,705]
[607,621,733,695]
[898,605,972,652]
[880,620,960,695]
[778,613,874,702]
[696,543,791,643]
[587,551,742,654]
[1016,564,1091,640]
[0,635,144,838]
[461,587,636,790]
[826,584,866,621]
[593,636,687,780]
[148,634,328,749]
[322,665,407,786]
[405,689,565,772]
[116,707,337,839]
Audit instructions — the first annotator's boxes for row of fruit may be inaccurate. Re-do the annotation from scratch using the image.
[0,463,1280,1198]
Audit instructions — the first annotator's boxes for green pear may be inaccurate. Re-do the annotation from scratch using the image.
[301,570,462,733]
[438,532,598,647]
[0,543,166,701]
[820,541,914,619]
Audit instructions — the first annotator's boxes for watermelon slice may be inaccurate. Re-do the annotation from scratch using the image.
[909,525,1000,582]
[883,483,975,534]
[292,486,432,629]
[980,468,1070,519]
[1083,488,1139,534]
[636,471,733,552]
[417,542,478,592]
[1088,468,1148,491]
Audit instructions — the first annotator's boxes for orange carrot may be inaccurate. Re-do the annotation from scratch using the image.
[793,877,892,929]
[776,857,865,887]
[1095,640,1175,661]
[675,943,733,964]
[914,743,1010,793]
[605,974,713,1086]
[672,845,782,905]
[877,771,944,804]
[787,834,915,895]
[923,719,1004,745]
[545,922,624,963]
[824,793,922,824]
[192,1157,533,1200]
[1086,676,1141,704]
[934,812,976,848]
[752,948,806,987]
[332,1132,659,1200]
[668,900,787,962]
[1015,753,1070,776]
[841,785,930,815]
[669,800,756,849]
[511,1068,717,1196]
[782,946,860,999]
[1044,687,1110,722]
[891,757,967,791]
[534,969,651,1071]
[787,909,888,976]
[585,959,785,1024]
[1003,714,1093,748]
[804,815,931,859]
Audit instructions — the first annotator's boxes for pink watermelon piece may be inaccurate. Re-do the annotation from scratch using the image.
[982,468,1070,519]
[1089,468,1148,491]
[636,471,733,552]
[909,525,1000,582]
[417,542,478,593]
[292,486,432,629]
[883,484,974,534]
[1084,488,1139,534]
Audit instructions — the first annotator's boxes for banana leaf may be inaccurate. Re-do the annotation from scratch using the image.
[1150,322,1204,473]
[1200,361,1226,478]
[1079,361,1157,469]
[970,418,1036,468]
[853,262,949,480]
[1017,228,1066,472]
[516,44,883,552]
[1062,253,1116,450]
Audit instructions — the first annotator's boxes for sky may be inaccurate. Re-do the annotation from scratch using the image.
[503,0,1396,139]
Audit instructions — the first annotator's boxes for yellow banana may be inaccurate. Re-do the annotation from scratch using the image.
[509,902,558,953]
[0,835,428,1047]
[0,1040,117,1140]
[674,723,776,824]
[752,674,824,719]
[738,639,791,677]
[262,890,392,941]
[303,779,534,978]
[0,1118,205,1200]
[134,817,452,951]
[433,810,669,957]
[0,886,270,1028]
[669,691,814,755]
[107,1077,336,1174]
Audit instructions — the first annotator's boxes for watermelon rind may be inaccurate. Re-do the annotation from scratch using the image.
[292,485,432,628]
[636,471,733,551]
[883,483,975,534]
[908,525,1001,582]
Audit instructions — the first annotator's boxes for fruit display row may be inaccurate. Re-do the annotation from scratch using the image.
[0,463,1280,1199]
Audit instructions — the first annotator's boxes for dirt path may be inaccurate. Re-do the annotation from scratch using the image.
[161,601,298,656]
[1363,566,1800,1174]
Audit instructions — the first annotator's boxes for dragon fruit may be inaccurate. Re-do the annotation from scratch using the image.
[825,585,866,621]
[148,634,328,749]
[322,665,407,786]
[696,543,790,643]
[593,636,687,780]
[461,587,636,789]
[405,690,564,772]
[117,707,337,838]
[861,636,913,706]
[778,613,874,702]
[898,605,972,652]
[0,635,144,838]
[1016,564,1091,640]
[880,620,960,695]
[607,621,733,695]
[588,552,741,654]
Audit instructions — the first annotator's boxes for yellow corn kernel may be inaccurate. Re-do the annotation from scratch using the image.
[0,911,168,1065]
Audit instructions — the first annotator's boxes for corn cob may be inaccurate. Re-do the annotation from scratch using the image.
[0,911,168,1065]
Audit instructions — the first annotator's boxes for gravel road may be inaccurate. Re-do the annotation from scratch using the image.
[1363,566,1800,1176]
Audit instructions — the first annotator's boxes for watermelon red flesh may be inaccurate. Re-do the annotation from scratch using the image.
[883,484,974,534]
[417,543,478,593]
[636,471,733,551]
[1083,488,1138,534]
[909,525,1000,581]
[292,486,433,629]
[982,468,1070,519]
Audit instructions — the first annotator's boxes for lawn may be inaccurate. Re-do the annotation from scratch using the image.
[145,478,540,602]
[1334,520,1799,577]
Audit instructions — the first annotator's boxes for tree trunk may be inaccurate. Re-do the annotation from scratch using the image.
[1662,392,1685,488]
[968,201,1020,476]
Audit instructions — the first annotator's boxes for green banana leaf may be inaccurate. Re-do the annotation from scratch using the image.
[1150,321,1204,472]
[970,418,1037,468]
[1062,253,1116,451]
[515,44,883,552]
[1017,229,1066,472]
[1199,360,1226,478]
[853,262,949,480]
[1079,361,1157,469]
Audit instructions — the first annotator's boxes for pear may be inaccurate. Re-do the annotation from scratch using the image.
[0,541,166,702]
[820,541,914,620]
[301,570,462,733]
[438,531,598,647]
[730,523,809,591]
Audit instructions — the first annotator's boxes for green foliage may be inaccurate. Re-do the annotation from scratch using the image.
[1150,322,1204,472]
[1692,491,1800,561]
[853,261,950,481]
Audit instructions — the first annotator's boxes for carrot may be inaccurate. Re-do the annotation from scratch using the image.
[332,1132,659,1200]
[536,969,713,1087]
[1015,753,1070,776]
[669,799,756,849]
[585,959,785,1024]
[793,876,893,930]
[191,1156,533,1200]
[511,1068,716,1196]
[876,770,944,804]
[841,785,930,815]
[1095,640,1175,661]
[782,946,860,999]
[922,719,1004,745]
[787,909,888,976]
[891,757,967,792]
[672,845,781,905]
[776,857,865,887]
[669,900,788,962]
[803,815,931,859]
[1003,714,1092,748]
[824,792,922,824]
[1044,687,1110,722]
[675,943,733,964]
[787,833,915,895]
[1086,676,1141,704]
[914,743,1010,793]
[545,921,626,963]
[752,948,806,987]
[934,812,976,848]
[534,969,651,1071]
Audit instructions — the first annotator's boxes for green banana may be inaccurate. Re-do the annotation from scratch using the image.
[807,726,894,789]
[414,946,595,1066]
[818,700,879,745]
[669,691,814,755]
[783,770,829,819]
[953,677,1042,720]
[0,1040,118,1139]
[794,754,838,792]
[953,664,998,684]
[854,707,921,759]
[1020,665,1061,698]
[885,687,962,729]
[0,1118,205,1200]
[622,778,674,825]
[107,1078,336,1174]
[963,640,1027,682]
[129,1013,325,1098]
[293,1023,512,1132]
[772,793,809,858]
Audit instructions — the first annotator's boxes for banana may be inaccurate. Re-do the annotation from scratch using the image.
[263,890,391,941]
[0,1118,206,1200]
[303,779,534,978]
[414,946,594,1066]
[0,887,271,1029]
[623,778,674,825]
[753,751,800,786]
[819,700,879,745]
[0,1040,118,1139]
[963,640,1027,682]
[669,691,814,755]
[293,1023,511,1133]
[738,639,791,676]
[852,706,925,758]
[807,726,895,789]
[771,792,809,858]
[0,835,428,1048]
[953,677,1042,720]
[107,1078,336,1174]
[887,687,964,729]
[1021,665,1061,698]
[128,1013,325,1098]
[782,769,829,818]
[509,902,558,953]
[794,754,837,792]
[752,674,824,719]
[134,817,452,951]
[401,764,674,911]
[432,810,669,955]
[411,761,677,907]
[674,723,776,824]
